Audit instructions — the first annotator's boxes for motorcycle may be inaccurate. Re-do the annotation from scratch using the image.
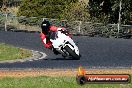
[50,29,81,60]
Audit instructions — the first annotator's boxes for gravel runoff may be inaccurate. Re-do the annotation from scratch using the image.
[0,68,132,78]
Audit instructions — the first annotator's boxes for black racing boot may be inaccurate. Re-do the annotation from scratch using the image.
[53,48,60,55]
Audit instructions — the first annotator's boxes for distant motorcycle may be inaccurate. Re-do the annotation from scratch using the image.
[50,29,81,60]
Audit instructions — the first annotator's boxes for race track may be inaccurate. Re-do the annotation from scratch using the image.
[0,31,132,69]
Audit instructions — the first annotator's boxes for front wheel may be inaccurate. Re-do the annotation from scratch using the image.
[64,45,80,60]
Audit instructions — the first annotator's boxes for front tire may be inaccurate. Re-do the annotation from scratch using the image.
[64,45,80,60]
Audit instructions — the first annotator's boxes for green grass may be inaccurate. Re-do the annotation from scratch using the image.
[0,76,131,88]
[0,43,32,61]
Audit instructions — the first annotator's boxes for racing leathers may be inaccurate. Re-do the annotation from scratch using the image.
[40,26,71,55]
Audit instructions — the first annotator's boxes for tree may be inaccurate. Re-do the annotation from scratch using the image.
[64,1,90,21]
[0,0,8,12]
[17,0,78,19]
[0,0,3,8]
[88,0,112,23]
[109,0,132,24]
[88,0,132,25]
[121,0,132,24]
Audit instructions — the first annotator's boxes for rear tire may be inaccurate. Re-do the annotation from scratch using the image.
[64,45,80,60]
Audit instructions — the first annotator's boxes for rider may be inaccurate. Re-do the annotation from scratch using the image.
[40,20,71,55]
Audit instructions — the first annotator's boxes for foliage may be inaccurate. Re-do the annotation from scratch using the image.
[88,0,113,24]
[63,1,90,21]
[17,0,78,19]
[88,0,132,25]
[121,0,132,24]
[0,0,3,8]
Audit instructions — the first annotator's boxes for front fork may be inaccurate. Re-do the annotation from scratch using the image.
[55,46,68,57]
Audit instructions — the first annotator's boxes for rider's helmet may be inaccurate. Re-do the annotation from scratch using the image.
[41,20,51,34]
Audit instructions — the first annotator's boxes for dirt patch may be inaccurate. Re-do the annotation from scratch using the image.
[0,69,132,78]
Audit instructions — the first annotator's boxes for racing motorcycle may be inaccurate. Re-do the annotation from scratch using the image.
[50,29,81,60]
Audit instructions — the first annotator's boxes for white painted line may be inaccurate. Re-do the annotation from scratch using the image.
[39,52,47,60]
[0,49,47,63]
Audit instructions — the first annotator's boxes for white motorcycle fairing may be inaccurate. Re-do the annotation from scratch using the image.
[50,30,80,58]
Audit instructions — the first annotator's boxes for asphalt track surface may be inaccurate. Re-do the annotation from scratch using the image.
[0,31,132,69]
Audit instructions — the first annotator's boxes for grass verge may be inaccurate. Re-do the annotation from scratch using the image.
[0,43,32,61]
[0,76,131,88]
[0,69,132,88]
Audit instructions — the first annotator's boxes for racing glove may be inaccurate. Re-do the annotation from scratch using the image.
[40,33,52,49]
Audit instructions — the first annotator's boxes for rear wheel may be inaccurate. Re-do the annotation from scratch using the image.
[64,45,80,60]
